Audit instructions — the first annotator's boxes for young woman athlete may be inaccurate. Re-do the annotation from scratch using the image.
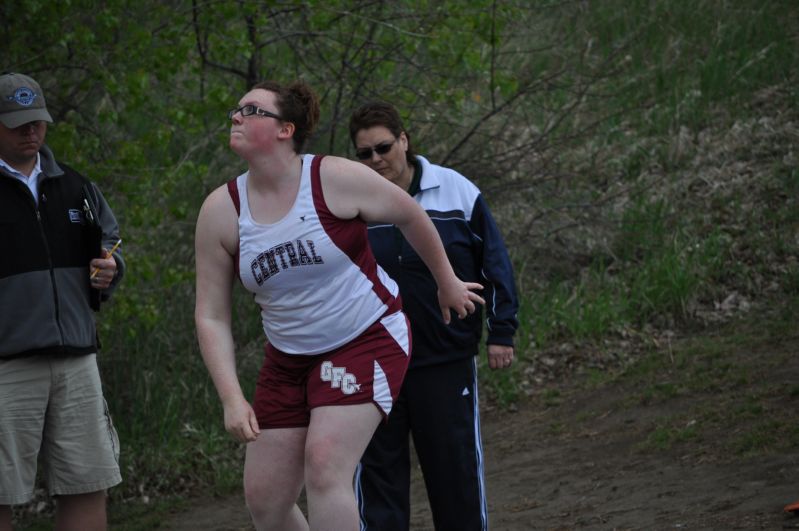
[194,80,484,531]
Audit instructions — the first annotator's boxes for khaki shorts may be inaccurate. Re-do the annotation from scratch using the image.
[0,354,121,505]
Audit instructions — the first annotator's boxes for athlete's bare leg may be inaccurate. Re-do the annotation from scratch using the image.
[304,403,382,531]
[244,427,309,531]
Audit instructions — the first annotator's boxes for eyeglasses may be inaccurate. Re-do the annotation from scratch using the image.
[228,104,283,121]
[354,139,397,160]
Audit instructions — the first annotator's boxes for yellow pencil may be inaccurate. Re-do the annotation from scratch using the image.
[90,238,122,279]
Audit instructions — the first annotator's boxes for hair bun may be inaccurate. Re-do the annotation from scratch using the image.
[288,81,320,135]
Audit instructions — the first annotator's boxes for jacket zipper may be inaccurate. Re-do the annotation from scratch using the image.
[34,185,67,347]
[394,225,404,266]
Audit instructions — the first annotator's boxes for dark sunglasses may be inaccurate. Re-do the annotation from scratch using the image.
[355,139,397,160]
[228,104,283,121]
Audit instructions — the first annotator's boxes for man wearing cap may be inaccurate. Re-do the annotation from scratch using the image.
[0,73,125,531]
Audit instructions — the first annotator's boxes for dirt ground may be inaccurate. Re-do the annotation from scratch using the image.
[162,334,799,531]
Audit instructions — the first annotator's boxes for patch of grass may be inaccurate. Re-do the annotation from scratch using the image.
[542,389,562,408]
[581,1,798,134]
[609,303,799,458]
[730,419,797,456]
[548,422,566,436]
[639,381,681,404]
[584,367,613,388]
[783,265,799,297]
[642,421,701,451]
[733,395,765,418]
[507,200,736,357]
[621,326,767,397]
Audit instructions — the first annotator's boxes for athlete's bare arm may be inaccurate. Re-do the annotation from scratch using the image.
[319,156,485,323]
[195,186,260,442]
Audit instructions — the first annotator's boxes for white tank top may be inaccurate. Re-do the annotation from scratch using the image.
[229,154,401,355]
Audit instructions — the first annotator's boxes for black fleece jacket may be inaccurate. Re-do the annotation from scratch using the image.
[0,145,124,358]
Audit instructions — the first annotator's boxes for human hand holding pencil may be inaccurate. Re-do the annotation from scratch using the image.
[90,238,121,289]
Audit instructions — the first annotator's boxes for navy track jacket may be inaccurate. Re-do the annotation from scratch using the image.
[367,155,519,369]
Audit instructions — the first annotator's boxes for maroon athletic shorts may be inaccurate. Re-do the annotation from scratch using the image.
[252,311,411,429]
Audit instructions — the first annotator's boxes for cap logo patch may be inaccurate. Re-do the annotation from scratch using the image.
[7,87,38,107]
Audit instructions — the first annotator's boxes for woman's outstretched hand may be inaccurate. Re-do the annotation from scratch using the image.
[438,280,485,324]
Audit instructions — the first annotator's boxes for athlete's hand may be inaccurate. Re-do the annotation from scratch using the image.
[438,279,484,324]
[488,344,514,370]
[223,396,260,443]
